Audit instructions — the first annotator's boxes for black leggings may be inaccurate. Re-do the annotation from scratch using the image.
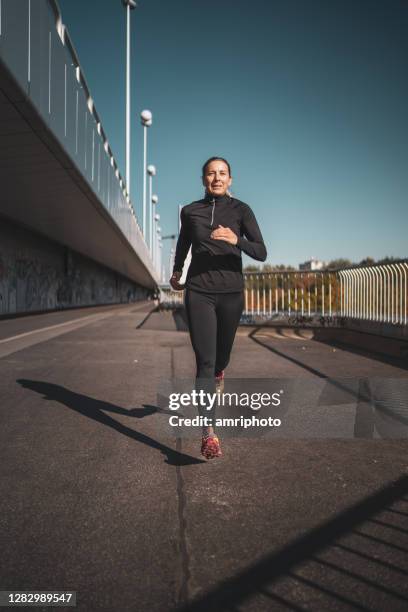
[184,289,244,418]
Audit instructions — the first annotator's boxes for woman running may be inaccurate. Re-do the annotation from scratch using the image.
[170,157,267,459]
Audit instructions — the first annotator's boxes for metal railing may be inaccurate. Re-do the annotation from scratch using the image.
[159,286,184,309]
[0,0,154,275]
[243,261,408,325]
[244,271,337,319]
[338,262,408,324]
[158,261,408,327]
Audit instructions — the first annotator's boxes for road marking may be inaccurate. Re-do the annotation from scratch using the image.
[255,330,312,341]
[0,301,153,346]
[280,331,306,341]
[0,312,112,345]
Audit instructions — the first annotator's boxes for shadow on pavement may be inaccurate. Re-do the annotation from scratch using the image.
[175,475,408,611]
[252,324,408,372]
[315,336,408,372]
[249,327,327,378]
[136,307,188,332]
[173,307,189,332]
[16,379,204,466]
[250,328,408,440]
[135,306,159,329]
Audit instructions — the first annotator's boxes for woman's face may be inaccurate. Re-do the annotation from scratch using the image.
[202,160,232,197]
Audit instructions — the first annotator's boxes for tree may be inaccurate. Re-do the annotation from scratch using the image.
[323,258,353,270]
[243,264,260,272]
[359,257,375,266]
[273,264,296,271]
[377,255,401,264]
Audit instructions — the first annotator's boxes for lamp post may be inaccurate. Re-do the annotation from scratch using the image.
[141,110,152,238]
[123,0,137,197]
[169,247,175,282]
[159,243,164,282]
[147,166,156,252]
[157,230,162,278]
[152,197,158,266]
[161,234,176,283]
[154,213,160,271]
[151,193,158,255]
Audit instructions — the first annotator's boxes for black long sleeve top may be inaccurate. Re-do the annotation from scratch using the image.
[173,193,267,293]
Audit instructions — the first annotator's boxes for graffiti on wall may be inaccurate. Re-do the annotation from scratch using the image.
[0,228,149,316]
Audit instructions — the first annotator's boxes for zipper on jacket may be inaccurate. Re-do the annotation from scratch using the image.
[210,198,215,227]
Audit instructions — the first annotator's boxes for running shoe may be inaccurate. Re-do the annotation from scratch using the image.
[215,370,225,395]
[201,434,222,460]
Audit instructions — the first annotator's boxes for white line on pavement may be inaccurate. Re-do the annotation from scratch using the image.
[0,313,112,345]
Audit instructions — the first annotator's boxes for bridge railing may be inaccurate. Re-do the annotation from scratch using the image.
[0,0,153,276]
[158,261,408,326]
[243,261,408,326]
[158,286,184,309]
[244,270,338,321]
[338,263,408,325]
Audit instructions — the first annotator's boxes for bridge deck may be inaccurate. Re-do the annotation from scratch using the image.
[0,303,407,611]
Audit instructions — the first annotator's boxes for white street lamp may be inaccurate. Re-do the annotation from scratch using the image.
[159,242,163,281]
[147,166,156,254]
[151,193,158,256]
[169,247,175,281]
[156,226,162,275]
[123,0,137,197]
[141,110,153,238]
[154,213,160,270]
[151,196,158,269]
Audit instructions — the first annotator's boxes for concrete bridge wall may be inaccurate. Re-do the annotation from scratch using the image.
[0,215,151,316]
[0,0,158,317]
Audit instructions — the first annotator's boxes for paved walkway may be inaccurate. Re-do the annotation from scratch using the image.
[0,302,407,611]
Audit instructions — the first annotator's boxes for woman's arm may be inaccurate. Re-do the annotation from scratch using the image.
[172,207,192,273]
[236,205,267,261]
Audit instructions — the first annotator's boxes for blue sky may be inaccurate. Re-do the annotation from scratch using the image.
[58,0,408,272]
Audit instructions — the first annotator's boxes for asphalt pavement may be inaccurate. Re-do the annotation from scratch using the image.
[0,302,407,612]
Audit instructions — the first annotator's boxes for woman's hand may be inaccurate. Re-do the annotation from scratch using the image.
[210,224,238,245]
[169,271,185,291]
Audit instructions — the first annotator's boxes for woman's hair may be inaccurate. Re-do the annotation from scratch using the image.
[201,156,232,177]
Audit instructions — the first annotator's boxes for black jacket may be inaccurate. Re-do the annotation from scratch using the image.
[173,193,267,293]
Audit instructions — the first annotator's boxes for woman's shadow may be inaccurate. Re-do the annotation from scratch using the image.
[16,379,204,466]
